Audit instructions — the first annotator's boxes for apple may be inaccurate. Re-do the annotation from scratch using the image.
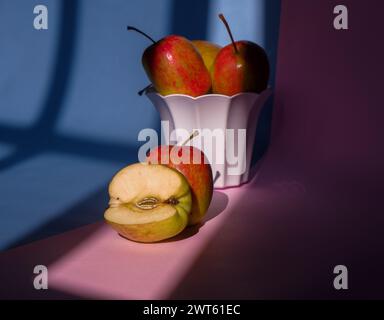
[104,163,192,242]
[192,40,222,73]
[147,143,213,226]
[127,26,211,97]
[212,14,270,95]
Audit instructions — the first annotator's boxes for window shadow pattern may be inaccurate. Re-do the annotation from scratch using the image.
[0,0,281,252]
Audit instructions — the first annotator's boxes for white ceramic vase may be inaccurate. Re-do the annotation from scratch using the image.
[146,88,272,188]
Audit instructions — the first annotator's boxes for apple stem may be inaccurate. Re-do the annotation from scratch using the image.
[218,14,238,54]
[180,130,199,146]
[127,26,157,44]
[138,84,152,96]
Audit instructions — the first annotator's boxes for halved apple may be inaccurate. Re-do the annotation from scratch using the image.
[104,163,192,242]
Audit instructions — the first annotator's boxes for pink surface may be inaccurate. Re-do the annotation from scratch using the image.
[48,190,234,299]
[0,189,234,299]
[1,162,382,299]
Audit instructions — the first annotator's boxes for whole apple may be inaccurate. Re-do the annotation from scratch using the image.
[147,145,213,225]
[128,26,211,97]
[212,14,270,95]
[212,40,269,95]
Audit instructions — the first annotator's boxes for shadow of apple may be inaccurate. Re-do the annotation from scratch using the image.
[160,190,229,242]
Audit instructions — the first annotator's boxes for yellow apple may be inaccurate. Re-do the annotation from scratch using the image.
[192,40,222,73]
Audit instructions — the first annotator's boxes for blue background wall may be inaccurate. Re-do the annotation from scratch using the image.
[0,0,281,250]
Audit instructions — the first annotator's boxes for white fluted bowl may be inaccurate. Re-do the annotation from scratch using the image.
[146,88,272,188]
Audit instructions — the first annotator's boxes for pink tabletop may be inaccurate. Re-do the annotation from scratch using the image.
[0,186,237,299]
[1,160,383,299]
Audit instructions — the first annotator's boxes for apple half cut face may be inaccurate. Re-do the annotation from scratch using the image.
[104,163,192,243]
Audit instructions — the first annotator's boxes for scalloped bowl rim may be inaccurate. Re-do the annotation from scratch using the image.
[146,87,272,100]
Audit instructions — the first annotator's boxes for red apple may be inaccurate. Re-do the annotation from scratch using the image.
[212,14,270,95]
[147,145,213,225]
[127,26,211,97]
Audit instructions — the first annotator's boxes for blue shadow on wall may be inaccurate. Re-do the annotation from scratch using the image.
[170,0,209,39]
[0,0,281,250]
[0,0,80,171]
